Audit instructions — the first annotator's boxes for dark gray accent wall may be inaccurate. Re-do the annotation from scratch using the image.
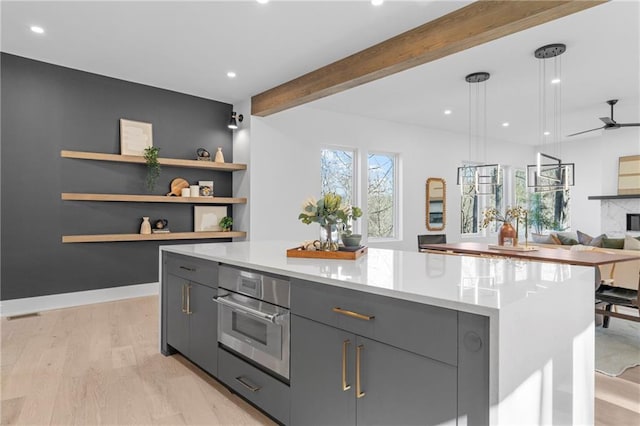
[1,53,235,300]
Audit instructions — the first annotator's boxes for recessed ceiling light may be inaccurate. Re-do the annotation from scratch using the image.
[256,0,269,4]
[371,0,384,6]
[444,109,452,115]
[30,26,44,34]
[551,78,561,84]
[502,122,510,127]
[227,71,236,78]
[543,131,551,136]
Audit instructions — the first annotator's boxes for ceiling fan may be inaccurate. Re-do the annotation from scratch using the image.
[567,99,640,137]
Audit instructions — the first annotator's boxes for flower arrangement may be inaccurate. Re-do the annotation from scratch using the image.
[481,206,528,239]
[298,193,362,250]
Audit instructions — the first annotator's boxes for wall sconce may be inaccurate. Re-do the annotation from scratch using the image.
[228,111,244,129]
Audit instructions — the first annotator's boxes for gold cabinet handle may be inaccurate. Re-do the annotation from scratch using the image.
[235,376,261,392]
[342,339,351,391]
[186,285,192,315]
[356,344,365,398]
[332,307,375,321]
[181,284,187,313]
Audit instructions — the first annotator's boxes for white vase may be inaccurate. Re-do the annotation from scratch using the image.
[214,147,225,163]
[140,217,151,235]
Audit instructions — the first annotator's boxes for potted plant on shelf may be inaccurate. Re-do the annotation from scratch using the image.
[143,146,161,191]
[219,216,233,232]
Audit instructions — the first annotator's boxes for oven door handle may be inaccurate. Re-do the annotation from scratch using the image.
[212,294,286,324]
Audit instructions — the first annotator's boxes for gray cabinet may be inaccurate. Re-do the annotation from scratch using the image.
[291,315,457,426]
[162,252,218,377]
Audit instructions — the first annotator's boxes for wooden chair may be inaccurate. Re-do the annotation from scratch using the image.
[417,234,447,252]
[594,257,640,327]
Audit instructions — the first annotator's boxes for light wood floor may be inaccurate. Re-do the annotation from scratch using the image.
[1,296,275,425]
[1,295,639,425]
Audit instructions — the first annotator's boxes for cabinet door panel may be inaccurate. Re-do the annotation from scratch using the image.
[166,274,189,355]
[188,283,218,376]
[290,315,355,426]
[356,336,457,426]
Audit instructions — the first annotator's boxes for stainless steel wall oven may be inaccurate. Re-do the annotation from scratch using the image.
[214,264,290,380]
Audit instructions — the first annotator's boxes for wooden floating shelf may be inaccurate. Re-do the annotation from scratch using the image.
[61,150,247,171]
[62,193,247,204]
[62,231,247,244]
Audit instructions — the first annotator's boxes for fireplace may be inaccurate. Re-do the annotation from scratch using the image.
[628,213,640,231]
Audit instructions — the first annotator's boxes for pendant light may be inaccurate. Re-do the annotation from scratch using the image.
[457,71,502,195]
[527,43,574,191]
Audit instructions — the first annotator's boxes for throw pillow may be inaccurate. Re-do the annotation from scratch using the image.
[587,234,605,247]
[550,234,562,245]
[576,230,593,245]
[556,233,578,245]
[602,237,625,249]
[624,235,640,250]
[531,233,555,244]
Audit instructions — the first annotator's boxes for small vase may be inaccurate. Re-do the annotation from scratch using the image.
[319,224,339,251]
[498,222,516,246]
[214,147,225,163]
[140,217,151,235]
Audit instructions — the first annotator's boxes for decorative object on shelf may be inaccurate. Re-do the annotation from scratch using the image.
[140,217,151,235]
[120,119,153,156]
[143,146,161,191]
[228,111,243,129]
[196,147,211,161]
[214,147,225,163]
[194,206,227,232]
[298,193,361,252]
[154,219,168,230]
[189,185,200,197]
[181,187,190,197]
[481,206,527,246]
[166,177,189,196]
[341,234,362,248]
[219,216,233,232]
[456,71,502,196]
[199,180,214,197]
[618,155,640,195]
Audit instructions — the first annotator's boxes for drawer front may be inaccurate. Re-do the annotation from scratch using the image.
[291,278,458,366]
[218,348,290,425]
[164,252,218,288]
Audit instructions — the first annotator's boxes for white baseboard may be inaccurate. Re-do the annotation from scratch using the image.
[0,282,159,317]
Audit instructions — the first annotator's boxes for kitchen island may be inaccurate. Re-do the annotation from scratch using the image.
[160,241,595,425]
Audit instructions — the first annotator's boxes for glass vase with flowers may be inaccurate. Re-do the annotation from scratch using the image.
[298,193,361,251]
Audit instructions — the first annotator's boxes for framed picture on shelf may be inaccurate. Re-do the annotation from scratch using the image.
[120,118,153,156]
[194,206,227,232]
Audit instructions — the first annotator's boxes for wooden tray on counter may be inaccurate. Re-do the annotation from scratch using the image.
[286,246,367,260]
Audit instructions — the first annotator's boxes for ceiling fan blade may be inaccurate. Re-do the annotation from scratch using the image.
[617,123,640,127]
[566,126,605,137]
[599,117,615,125]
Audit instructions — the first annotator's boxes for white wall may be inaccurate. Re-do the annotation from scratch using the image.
[232,99,251,239]
[561,128,640,234]
[248,105,534,252]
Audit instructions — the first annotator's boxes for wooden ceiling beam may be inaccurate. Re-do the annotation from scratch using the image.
[251,0,606,117]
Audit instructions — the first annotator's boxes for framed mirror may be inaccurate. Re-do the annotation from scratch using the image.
[426,178,446,231]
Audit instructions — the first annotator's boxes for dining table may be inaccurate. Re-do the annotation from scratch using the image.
[418,241,639,266]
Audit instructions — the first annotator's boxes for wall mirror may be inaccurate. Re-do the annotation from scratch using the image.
[426,178,446,231]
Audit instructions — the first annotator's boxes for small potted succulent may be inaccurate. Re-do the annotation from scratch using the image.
[219,216,233,232]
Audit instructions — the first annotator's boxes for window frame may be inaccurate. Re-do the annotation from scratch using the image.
[366,150,400,241]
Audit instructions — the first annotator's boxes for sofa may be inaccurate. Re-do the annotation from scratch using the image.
[530,231,640,291]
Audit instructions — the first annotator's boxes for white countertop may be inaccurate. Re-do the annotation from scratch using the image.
[160,241,594,317]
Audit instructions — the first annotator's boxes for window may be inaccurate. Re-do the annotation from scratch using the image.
[460,165,503,234]
[528,190,571,233]
[320,148,355,207]
[367,153,397,239]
